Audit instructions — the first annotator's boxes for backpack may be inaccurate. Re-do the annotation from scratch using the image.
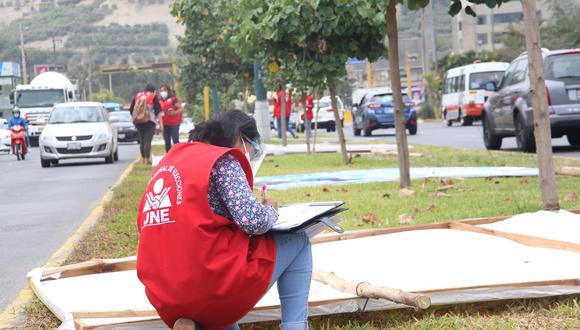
[132,94,151,124]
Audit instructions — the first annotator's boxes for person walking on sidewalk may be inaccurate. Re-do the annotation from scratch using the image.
[130,84,163,165]
[137,110,312,330]
[301,94,314,138]
[273,85,297,139]
[159,83,182,152]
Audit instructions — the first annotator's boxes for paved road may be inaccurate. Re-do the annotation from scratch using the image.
[322,121,580,158]
[0,143,139,310]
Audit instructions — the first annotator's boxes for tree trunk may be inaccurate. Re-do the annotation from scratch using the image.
[313,87,321,153]
[327,76,349,165]
[521,0,560,210]
[280,83,288,147]
[386,1,411,188]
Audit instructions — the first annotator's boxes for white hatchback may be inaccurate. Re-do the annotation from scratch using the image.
[39,102,118,168]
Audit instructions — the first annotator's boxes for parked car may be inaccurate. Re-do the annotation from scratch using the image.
[483,49,580,152]
[103,102,122,112]
[179,117,195,135]
[0,119,10,153]
[109,110,138,143]
[310,99,344,132]
[39,102,119,167]
[442,61,509,126]
[352,90,417,136]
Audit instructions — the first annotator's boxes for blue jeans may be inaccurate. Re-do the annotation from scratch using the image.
[163,125,180,152]
[304,119,312,138]
[276,117,297,139]
[199,233,312,330]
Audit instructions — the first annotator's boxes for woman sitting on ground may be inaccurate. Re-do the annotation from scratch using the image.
[136,110,312,330]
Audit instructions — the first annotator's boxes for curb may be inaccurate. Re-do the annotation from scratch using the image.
[0,159,139,329]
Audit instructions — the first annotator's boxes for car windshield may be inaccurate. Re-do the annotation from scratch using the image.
[109,111,132,122]
[49,106,104,124]
[315,101,331,108]
[469,71,505,90]
[16,89,65,108]
[545,53,580,80]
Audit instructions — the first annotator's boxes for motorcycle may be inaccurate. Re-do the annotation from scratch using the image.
[10,124,27,161]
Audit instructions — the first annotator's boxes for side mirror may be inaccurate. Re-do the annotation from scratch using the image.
[485,81,497,92]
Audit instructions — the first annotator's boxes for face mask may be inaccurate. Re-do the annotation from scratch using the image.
[14,113,19,118]
[241,136,251,163]
[160,91,168,99]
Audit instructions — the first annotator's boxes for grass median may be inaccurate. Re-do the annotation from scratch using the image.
[23,144,580,329]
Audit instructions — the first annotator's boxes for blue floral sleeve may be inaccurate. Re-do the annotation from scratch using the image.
[208,154,277,235]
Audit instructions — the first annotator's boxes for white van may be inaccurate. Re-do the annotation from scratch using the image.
[441,62,509,126]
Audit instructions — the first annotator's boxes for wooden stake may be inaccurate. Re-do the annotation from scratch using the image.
[448,222,580,253]
[521,0,560,210]
[327,76,349,165]
[556,166,580,177]
[42,259,136,281]
[313,269,431,309]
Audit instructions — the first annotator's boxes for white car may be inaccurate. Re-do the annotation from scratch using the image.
[311,98,345,132]
[39,102,118,168]
[0,119,10,153]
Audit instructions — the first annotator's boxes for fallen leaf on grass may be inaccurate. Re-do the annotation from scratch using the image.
[322,187,330,192]
[398,213,415,225]
[563,192,577,202]
[495,181,501,184]
[382,193,390,198]
[399,188,416,198]
[429,192,451,197]
[340,188,349,193]
[413,204,436,213]
[305,193,311,197]
[456,188,474,193]
[485,177,494,181]
[420,178,433,189]
[362,213,379,225]
[504,197,512,203]
[520,178,529,184]
[274,164,279,168]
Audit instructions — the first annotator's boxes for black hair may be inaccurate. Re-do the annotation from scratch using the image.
[188,110,260,148]
[145,84,156,92]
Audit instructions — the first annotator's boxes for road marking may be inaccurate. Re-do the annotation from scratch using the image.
[0,159,139,328]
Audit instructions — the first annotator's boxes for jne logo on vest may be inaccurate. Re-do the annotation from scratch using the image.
[142,178,175,227]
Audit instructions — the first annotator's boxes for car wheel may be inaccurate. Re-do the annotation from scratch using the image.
[105,149,114,164]
[482,115,502,150]
[41,158,51,168]
[515,112,536,153]
[462,116,473,126]
[567,134,580,147]
[113,148,119,162]
[408,124,417,135]
[51,160,59,165]
[363,122,372,137]
[353,122,361,136]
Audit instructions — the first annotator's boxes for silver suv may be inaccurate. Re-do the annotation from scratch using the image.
[482,49,580,152]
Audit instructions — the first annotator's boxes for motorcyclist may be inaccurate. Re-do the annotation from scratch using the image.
[8,109,28,157]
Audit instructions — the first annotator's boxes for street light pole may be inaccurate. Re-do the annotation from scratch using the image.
[19,23,28,84]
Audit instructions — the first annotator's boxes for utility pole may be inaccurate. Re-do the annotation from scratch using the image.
[52,36,57,66]
[19,23,28,84]
[87,47,93,101]
[253,62,271,141]
[490,8,496,53]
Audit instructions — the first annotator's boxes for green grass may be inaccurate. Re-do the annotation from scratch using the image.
[23,144,580,329]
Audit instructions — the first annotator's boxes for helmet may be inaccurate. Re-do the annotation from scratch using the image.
[13,108,20,117]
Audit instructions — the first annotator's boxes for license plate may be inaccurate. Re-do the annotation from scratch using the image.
[118,134,126,139]
[67,142,82,150]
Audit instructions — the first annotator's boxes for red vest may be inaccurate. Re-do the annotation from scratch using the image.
[273,90,292,118]
[135,91,156,106]
[160,96,182,126]
[136,143,276,329]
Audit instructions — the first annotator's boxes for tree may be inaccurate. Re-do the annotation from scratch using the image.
[172,0,252,114]
[234,0,387,164]
[383,0,510,187]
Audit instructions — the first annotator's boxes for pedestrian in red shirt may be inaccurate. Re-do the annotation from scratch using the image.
[300,94,314,138]
[159,84,183,152]
[273,86,297,139]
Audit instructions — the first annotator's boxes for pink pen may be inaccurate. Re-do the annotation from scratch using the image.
[261,184,267,203]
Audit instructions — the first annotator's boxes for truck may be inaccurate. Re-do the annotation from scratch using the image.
[11,72,77,146]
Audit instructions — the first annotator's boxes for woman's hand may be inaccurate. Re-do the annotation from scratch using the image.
[262,199,278,210]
